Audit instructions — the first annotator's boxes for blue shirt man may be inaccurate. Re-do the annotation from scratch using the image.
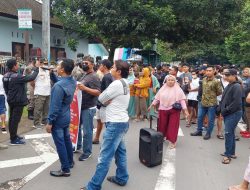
[46,59,76,177]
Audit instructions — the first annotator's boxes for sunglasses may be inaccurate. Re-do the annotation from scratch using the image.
[82,61,89,65]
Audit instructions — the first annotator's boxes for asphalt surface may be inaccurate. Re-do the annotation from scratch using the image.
[0,119,249,190]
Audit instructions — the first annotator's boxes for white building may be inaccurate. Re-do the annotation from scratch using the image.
[0,0,88,62]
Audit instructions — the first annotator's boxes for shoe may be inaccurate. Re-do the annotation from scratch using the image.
[92,140,100,144]
[10,138,26,145]
[80,187,87,190]
[32,125,43,129]
[50,170,70,177]
[241,133,250,138]
[190,131,202,136]
[0,143,8,150]
[17,135,24,140]
[1,127,7,134]
[240,130,250,135]
[203,133,211,140]
[79,154,92,161]
[70,161,75,169]
[107,176,126,186]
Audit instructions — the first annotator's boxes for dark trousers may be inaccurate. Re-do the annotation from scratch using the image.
[224,111,242,157]
[52,125,73,173]
[9,105,24,141]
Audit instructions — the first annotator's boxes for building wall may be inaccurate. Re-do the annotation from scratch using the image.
[0,16,88,60]
[88,44,109,60]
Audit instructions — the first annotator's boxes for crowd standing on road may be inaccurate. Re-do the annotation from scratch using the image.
[1,56,250,190]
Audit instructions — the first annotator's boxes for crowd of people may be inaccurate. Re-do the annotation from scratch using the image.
[0,56,250,190]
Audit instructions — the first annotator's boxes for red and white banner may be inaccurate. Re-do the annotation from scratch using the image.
[69,88,82,150]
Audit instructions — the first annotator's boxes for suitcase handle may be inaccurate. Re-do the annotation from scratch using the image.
[149,115,158,129]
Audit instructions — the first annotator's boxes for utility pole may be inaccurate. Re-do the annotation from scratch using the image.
[24,30,29,64]
[42,0,50,66]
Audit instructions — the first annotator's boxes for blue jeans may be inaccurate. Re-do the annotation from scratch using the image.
[77,108,96,156]
[197,103,216,135]
[87,122,129,190]
[51,125,73,173]
[224,111,242,157]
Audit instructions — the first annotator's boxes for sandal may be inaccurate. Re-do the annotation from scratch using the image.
[191,121,197,124]
[217,134,224,140]
[80,187,87,190]
[92,140,100,144]
[186,123,191,128]
[220,153,237,159]
[222,157,231,164]
[107,176,126,186]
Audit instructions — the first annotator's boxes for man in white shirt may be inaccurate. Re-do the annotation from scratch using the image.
[33,58,51,129]
[186,70,199,127]
[81,60,130,190]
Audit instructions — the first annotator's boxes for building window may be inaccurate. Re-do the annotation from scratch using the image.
[17,32,18,38]
[12,32,13,37]
[31,34,33,40]
[22,33,24,38]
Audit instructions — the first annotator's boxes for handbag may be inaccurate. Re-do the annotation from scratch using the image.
[172,102,182,110]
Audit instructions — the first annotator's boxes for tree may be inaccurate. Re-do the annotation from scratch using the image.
[225,1,250,65]
[52,0,176,59]
[52,0,246,63]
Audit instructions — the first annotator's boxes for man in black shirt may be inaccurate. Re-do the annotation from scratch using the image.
[93,59,113,144]
[77,56,101,161]
[3,58,39,145]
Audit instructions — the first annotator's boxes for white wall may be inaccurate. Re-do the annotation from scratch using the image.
[88,44,109,59]
[0,16,88,60]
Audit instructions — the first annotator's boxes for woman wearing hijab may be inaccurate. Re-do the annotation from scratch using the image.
[147,68,160,117]
[127,67,136,118]
[134,67,151,121]
[148,75,189,149]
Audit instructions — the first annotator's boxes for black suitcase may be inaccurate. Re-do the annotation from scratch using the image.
[139,115,163,167]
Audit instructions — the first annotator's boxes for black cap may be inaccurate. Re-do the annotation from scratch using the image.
[224,69,237,75]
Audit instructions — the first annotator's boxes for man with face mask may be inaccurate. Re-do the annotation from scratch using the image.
[77,56,101,161]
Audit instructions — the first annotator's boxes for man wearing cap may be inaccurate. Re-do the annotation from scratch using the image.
[218,69,242,164]
[191,65,222,140]
[33,58,51,129]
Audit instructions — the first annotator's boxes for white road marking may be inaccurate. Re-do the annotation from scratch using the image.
[24,133,51,139]
[0,156,43,169]
[154,148,176,190]
[0,139,58,190]
[154,127,184,190]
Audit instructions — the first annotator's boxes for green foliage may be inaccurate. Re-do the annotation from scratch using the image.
[225,1,250,65]
[52,0,247,63]
[67,38,79,52]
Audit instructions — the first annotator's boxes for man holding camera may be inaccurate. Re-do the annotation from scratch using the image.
[33,58,51,129]
[3,58,39,145]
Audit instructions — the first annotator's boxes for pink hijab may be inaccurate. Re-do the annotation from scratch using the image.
[154,75,186,108]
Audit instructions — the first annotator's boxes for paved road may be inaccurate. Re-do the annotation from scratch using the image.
[0,120,249,190]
